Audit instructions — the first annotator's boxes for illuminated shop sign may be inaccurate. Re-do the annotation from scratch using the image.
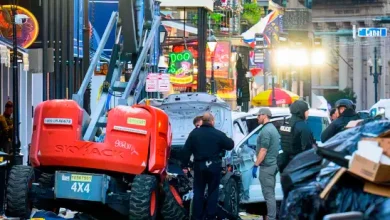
[168,50,194,85]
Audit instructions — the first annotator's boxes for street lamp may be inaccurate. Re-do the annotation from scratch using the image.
[158,55,168,69]
[207,35,218,94]
[312,49,325,65]
[10,2,22,165]
[368,47,382,103]
[275,47,325,104]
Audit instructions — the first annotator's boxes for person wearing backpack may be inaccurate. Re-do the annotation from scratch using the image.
[321,99,360,143]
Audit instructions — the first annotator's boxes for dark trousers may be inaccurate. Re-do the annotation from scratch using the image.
[192,161,221,220]
[259,165,278,220]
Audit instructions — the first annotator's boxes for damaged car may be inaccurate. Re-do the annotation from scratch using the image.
[156,93,241,220]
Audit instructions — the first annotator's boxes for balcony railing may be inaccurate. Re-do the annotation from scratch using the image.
[211,0,243,37]
[308,0,385,7]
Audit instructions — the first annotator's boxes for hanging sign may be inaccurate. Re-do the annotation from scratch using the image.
[146,73,171,92]
[158,74,170,92]
[168,50,194,85]
[145,73,158,92]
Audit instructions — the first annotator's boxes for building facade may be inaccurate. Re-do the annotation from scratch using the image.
[309,0,390,110]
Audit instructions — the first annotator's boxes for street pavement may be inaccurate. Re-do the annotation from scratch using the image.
[1,209,263,219]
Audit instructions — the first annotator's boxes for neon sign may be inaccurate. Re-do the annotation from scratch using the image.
[168,50,194,85]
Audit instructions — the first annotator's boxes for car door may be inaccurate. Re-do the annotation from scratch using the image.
[233,120,247,146]
[237,118,284,204]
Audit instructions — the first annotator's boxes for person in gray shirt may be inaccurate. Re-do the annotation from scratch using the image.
[252,108,280,220]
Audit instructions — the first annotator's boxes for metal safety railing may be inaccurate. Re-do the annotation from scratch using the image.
[119,15,162,105]
[72,12,118,106]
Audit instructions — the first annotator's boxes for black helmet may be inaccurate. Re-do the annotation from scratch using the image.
[290,100,309,118]
[335,99,354,110]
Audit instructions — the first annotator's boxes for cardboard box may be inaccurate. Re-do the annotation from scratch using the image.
[362,137,390,157]
[320,167,390,199]
[345,119,364,129]
[320,168,347,200]
[349,154,390,183]
[364,182,390,198]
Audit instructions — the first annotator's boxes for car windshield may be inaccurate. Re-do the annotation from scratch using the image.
[307,116,325,142]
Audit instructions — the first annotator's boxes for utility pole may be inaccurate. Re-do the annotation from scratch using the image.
[368,47,382,103]
[271,74,276,106]
[83,0,90,76]
[11,2,21,165]
[82,0,90,114]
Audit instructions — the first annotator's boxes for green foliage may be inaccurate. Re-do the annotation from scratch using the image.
[192,14,198,25]
[210,12,224,24]
[242,2,264,25]
[325,88,357,107]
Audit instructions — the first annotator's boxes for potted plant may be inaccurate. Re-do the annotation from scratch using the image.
[242,2,264,25]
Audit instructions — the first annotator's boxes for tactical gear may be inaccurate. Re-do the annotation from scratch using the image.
[335,99,354,110]
[278,122,294,173]
[289,100,309,118]
[279,100,314,173]
[321,108,360,143]
[280,124,294,154]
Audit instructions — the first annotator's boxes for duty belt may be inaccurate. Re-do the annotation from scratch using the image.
[194,158,221,167]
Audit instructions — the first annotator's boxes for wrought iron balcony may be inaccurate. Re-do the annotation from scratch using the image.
[300,0,386,7]
[211,0,243,37]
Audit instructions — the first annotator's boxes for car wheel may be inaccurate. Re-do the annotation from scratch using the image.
[223,178,239,216]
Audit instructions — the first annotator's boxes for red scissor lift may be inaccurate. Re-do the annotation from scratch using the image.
[5,2,172,219]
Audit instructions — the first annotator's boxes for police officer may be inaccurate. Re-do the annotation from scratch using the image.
[321,99,360,143]
[193,115,203,128]
[330,108,338,121]
[183,112,234,220]
[278,100,314,173]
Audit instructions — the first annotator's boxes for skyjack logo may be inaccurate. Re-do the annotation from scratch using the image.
[44,118,73,125]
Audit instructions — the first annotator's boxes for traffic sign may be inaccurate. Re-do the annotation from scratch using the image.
[146,73,158,92]
[158,74,170,92]
[358,28,387,37]
[254,48,264,64]
[146,73,171,92]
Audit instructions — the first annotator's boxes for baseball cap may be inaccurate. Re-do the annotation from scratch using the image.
[258,108,272,117]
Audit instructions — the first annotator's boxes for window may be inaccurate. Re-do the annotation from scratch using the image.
[245,118,285,148]
[233,121,244,135]
[247,130,259,148]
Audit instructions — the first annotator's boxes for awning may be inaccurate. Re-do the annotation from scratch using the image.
[162,20,198,34]
[160,0,214,11]
[0,37,28,56]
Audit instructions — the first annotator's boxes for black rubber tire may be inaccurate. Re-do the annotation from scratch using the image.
[129,174,158,220]
[223,178,239,217]
[34,173,58,213]
[161,181,188,220]
[6,165,35,219]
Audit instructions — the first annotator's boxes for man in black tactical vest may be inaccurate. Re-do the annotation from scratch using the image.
[321,99,360,143]
[277,100,315,173]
